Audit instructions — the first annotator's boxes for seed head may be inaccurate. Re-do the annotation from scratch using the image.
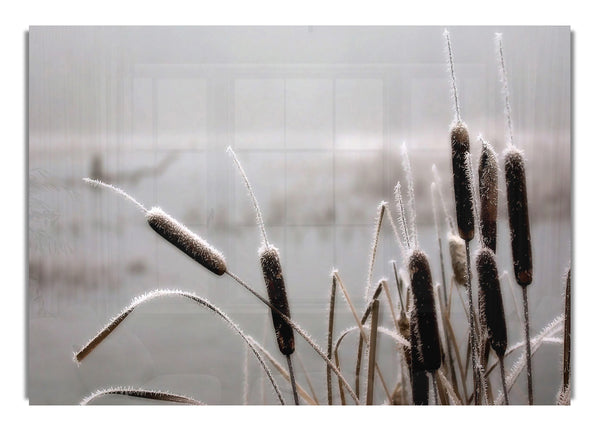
[260,244,295,356]
[408,250,441,372]
[448,233,468,286]
[451,122,475,241]
[504,148,532,287]
[478,139,499,252]
[476,248,507,357]
[146,207,227,276]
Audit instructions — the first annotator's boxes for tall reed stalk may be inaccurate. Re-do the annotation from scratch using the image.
[444,29,481,403]
[496,33,534,405]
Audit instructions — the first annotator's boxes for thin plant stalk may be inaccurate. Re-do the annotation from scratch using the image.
[431,182,459,391]
[499,358,509,405]
[522,287,533,405]
[562,268,571,396]
[366,299,380,405]
[295,351,320,405]
[251,337,317,405]
[326,274,337,405]
[465,241,481,403]
[431,372,440,405]
[286,354,300,405]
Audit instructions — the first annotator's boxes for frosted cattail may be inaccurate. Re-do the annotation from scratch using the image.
[146,207,227,276]
[451,122,475,241]
[448,233,468,286]
[408,250,441,372]
[82,178,227,276]
[476,248,507,358]
[478,138,499,252]
[260,244,295,356]
[504,149,532,287]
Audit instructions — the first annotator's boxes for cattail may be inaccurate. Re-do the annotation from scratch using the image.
[448,233,468,285]
[408,250,442,372]
[82,178,227,276]
[451,122,475,241]
[476,248,507,358]
[478,138,499,252]
[146,207,227,276]
[504,149,532,287]
[260,244,295,356]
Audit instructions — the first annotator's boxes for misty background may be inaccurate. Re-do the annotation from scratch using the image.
[28,26,570,405]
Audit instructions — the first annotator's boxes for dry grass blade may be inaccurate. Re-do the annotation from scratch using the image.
[74,289,285,405]
[81,387,205,405]
[494,313,564,405]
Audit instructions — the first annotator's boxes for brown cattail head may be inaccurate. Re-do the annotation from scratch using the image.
[409,306,429,405]
[146,207,227,276]
[451,122,475,241]
[504,148,532,287]
[260,244,295,356]
[448,233,468,286]
[476,248,507,358]
[408,250,441,372]
[478,140,499,252]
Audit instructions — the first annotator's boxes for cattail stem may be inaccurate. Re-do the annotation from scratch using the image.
[326,274,337,405]
[431,372,440,405]
[366,299,380,405]
[286,354,300,405]
[464,240,481,404]
[522,287,534,405]
[499,357,509,405]
[562,269,571,394]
